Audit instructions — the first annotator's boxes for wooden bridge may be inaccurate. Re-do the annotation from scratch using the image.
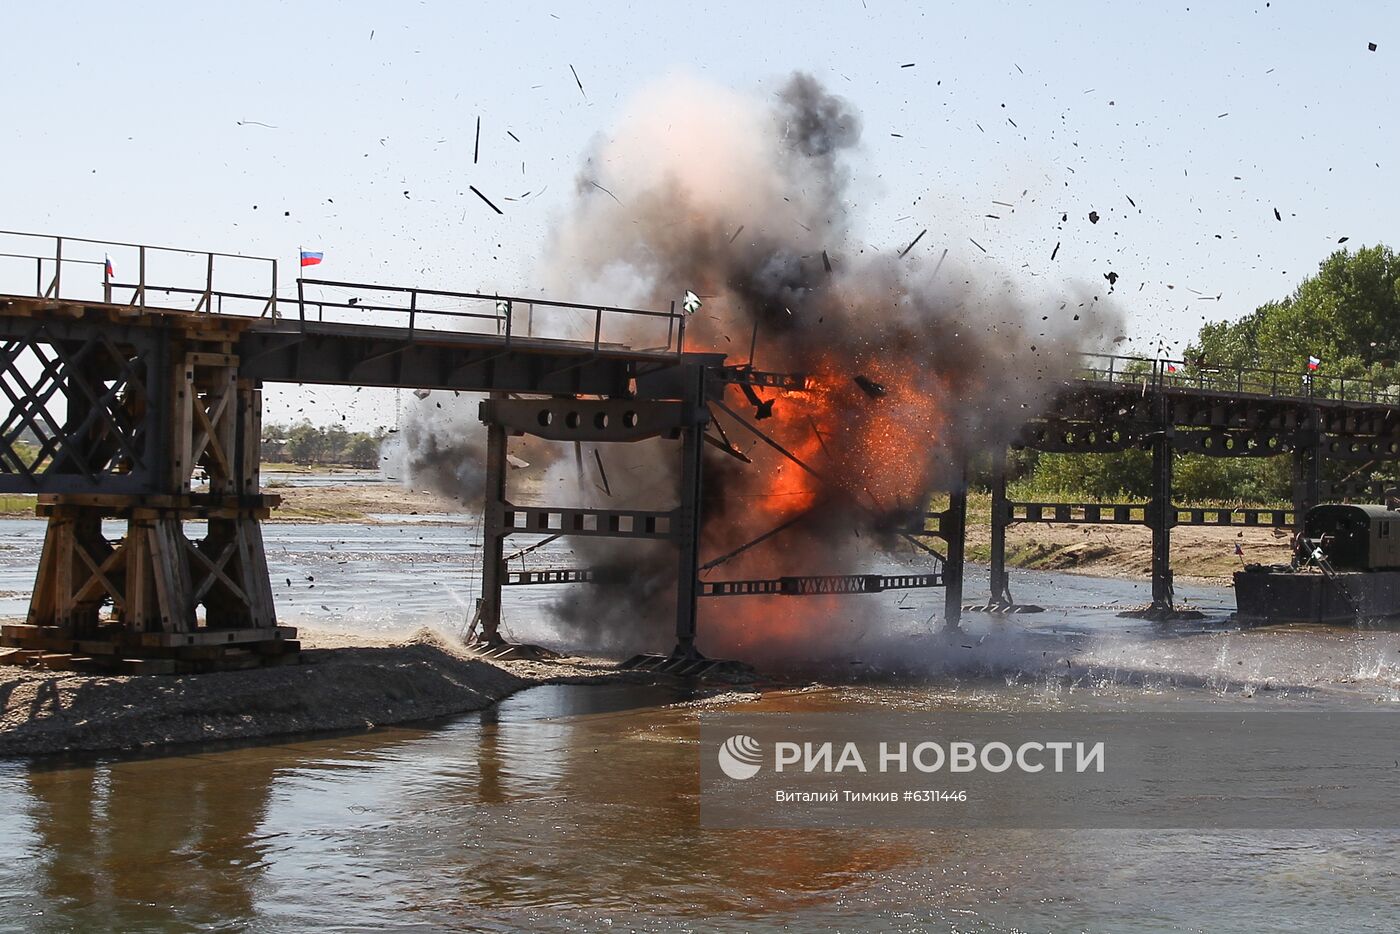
[1,231,1396,670]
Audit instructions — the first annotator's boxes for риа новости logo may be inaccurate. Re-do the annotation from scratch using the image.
[718,734,763,780]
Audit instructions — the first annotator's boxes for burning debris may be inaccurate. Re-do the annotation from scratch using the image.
[740,383,776,418]
[853,375,888,399]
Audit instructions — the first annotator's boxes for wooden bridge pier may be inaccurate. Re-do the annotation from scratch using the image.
[0,302,294,673]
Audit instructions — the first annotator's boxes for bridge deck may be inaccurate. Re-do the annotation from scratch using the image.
[238,317,723,397]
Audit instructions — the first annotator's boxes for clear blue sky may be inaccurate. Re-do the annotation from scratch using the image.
[2,1,1394,429]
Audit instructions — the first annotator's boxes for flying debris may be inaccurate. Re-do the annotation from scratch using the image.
[741,383,775,419]
[592,449,612,496]
[682,290,702,314]
[853,375,888,398]
[1274,207,1282,221]
[469,185,504,215]
[589,180,622,204]
[899,228,927,257]
[1088,211,1100,224]
[506,454,530,469]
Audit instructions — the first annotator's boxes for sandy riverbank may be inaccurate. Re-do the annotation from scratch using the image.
[967,520,1295,586]
[0,628,726,759]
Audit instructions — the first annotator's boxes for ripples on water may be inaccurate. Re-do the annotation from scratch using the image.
[2,517,1400,930]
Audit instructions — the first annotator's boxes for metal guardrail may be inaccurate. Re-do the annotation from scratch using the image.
[0,231,688,356]
[294,278,687,356]
[0,230,279,317]
[1075,352,1400,406]
[3,231,1396,394]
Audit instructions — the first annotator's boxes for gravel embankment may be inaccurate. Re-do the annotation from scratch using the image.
[0,628,665,758]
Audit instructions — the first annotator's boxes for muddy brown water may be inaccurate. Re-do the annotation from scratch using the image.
[3,517,1400,930]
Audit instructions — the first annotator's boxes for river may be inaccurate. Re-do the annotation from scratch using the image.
[1,515,1399,931]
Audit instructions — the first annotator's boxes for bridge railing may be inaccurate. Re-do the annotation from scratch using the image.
[1076,352,1400,405]
[0,231,689,355]
[0,230,279,317]
[292,278,687,355]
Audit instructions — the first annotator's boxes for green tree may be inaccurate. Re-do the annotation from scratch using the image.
[1024,245,1400,505]
[1191,244,1400,381]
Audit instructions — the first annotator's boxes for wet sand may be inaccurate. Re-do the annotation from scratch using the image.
[0,627,692,759]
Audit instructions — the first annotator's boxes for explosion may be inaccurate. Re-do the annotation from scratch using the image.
[521,71,1120,657]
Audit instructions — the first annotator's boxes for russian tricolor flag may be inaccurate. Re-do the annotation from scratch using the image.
[104,253,115,278]
[1307,355,1321,371]
[300,249,324,268]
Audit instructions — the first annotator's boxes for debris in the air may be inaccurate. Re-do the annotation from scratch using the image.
[1126,195,1136,207]
[1338,236,1350,243]
[1369,42,1378,51]
[682,290,702,314]
[741,383,775,419]
[506,454,530,469]
[729,224,745,243]
[822,250,832,273]
[474,116,481,163]
[589,179,621,204]
[507,130,520,142]
[1104,271,1119,287]
[932,247,948,276]
[469,185,504,215]
[1274,207,1282,221]
[899,228,928,257]
[593,449,611,496]
[969,237,987,253]
[853,375,888,398]
[1051,241,1061,261]
[901,62,916,68]
[569,63,586,97]
[1088,211,1100,224]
